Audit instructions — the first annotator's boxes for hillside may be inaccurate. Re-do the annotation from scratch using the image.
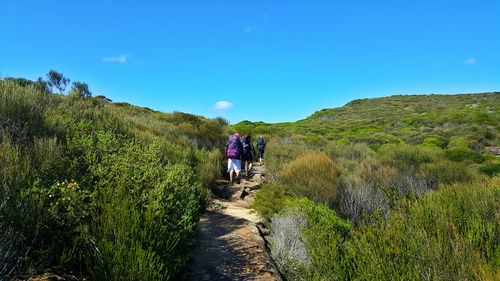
[237,93,499,280]
[0,78,227,279]
[234,93,500,148]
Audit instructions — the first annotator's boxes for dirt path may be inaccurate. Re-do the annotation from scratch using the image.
[185,164,281,281]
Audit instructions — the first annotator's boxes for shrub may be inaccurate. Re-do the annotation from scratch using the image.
[420,136,446,149]
[420,160,479,187]
[479,162,500,176]
[445,146,484,163]
[327,143,376,170]
[196,148,223,187]
[88,196,169,281]
[447,136,470,148]
[338,157,393,223]
[252,183,292,221]
[269,210,310,280]
[269,198,353,280]
[264,141,310,182]
[280,153,341,206]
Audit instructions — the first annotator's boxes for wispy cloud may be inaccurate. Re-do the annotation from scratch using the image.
[214,101,234,110]
[243,25,257,33]
[102,54,131,63]
[464,58,476,65]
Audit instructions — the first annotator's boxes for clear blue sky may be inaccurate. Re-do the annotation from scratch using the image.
[1,0,499,123]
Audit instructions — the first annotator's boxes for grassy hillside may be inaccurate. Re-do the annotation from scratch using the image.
[0,78,226,279]
[242,93,500,280]
[234,93,500,148]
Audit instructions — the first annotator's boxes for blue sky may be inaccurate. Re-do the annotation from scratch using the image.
[1,0,499,123]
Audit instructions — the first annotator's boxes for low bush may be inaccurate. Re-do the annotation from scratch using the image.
[338,157,393,223]
[269,198,353,280]
[196,148,223,187]
[479,162,500,176]
[280,153,341,207]
[252,183,292,221]
[445,146,484,163]
[264,140,311,182]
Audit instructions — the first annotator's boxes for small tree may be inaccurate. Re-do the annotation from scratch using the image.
[71,81,92,98]
[47,70,70,94]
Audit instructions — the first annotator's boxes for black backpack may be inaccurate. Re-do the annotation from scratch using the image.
[242,138,251,154]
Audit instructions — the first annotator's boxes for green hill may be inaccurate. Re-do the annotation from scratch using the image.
[234,93,500,148]
[241,93,499,280]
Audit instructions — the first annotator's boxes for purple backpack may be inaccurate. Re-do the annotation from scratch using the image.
[227,135,241,159]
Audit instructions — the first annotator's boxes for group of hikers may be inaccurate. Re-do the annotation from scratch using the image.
[225,133,266,185]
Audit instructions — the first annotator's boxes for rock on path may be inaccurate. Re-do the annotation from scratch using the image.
[185,164,281,281]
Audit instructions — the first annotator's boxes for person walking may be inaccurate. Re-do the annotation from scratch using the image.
[241,135,255,176]
[226,133,243,185]
[256,136,266,164]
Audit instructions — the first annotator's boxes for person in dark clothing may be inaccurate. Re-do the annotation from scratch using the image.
[256,136,266,164]
[241,135,255,176]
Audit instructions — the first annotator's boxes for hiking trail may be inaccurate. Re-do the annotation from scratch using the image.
[185,163,281,281]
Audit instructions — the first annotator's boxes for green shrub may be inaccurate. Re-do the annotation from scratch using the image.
[280,153,341,206]
[378,143,440,172]
[269,198,353,280]
[420,136,446,148]
[420,160,479,186]
[479,162,500,176]
[88,164,207,280]
[196,148,223,187]
[89,196,169,281]
[252,184,292,221]
[264,141,310,182]
[447,136,470,148]
[445,146,484,163]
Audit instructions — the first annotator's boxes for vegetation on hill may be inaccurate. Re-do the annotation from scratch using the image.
[0,74,226,279]
[246,93,500,280]
[234,93,499,148]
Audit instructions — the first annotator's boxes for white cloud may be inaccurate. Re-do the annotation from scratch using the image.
[464,58,476,64]
[102,54,131,63]
[243,25,257,33]
[214,101,234,110]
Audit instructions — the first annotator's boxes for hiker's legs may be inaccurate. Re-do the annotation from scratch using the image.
[234,159,241,183]
[229,170,234,184]
[228,159,237,184]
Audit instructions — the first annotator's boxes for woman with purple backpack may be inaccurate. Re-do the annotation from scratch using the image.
[225,133,243,185]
